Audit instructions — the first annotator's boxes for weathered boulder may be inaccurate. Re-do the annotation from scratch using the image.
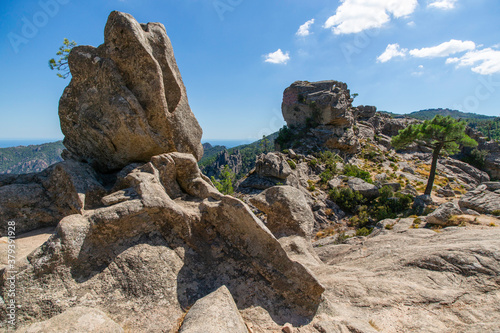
[18,307,124,333]
[250,186,314,238]
[368,112,420,137]
[179,286,247,333]
[238,153,293,190]
[436,184,455,197]
[59,11,203,172]
[412,194,434,215]
[347,177,379,199]
[0,160,105,236]
[425,201,463,226]
[459,182,500,214]
[254,153,292,180]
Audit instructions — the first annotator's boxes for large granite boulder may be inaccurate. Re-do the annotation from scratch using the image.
[250,185,314,238]
[238,153,294,190]
[0,160,106,236]
[282,80,354,128]
[425,201,463,226]
[347,177,379,199]
[59,11,203,172]
[280,81,361,153]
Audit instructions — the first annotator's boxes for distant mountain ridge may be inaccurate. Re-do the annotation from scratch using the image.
[0,141,64,174]
[380,108,500,141]
[382,108,497,120]
[406,108,497,120]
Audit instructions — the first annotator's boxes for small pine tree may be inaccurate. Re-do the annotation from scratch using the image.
[48,38,77,79]
[392,115,477,195]
[259,135,271,153]
[211,165,235,195]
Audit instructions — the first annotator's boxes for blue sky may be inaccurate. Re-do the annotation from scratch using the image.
[1,0,499,142]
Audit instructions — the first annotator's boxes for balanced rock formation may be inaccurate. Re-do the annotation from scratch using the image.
[59,11,203,172]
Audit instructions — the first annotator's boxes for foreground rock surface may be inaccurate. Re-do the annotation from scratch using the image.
[59,11,203,172]
[0,152,324,332]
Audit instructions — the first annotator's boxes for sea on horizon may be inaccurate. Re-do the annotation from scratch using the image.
[0,139,63,149]
[0,139,255,149]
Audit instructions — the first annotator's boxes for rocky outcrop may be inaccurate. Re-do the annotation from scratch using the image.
[59,11,203,172]
[0,160,105,235]
[179,286,247,333]
[202,149,243,178]
[282,81,353,128]
[459,182,500,214]
[438,158,490,186]
[464,127,500,180]
[280,80,363,153]
[368,112,420,137]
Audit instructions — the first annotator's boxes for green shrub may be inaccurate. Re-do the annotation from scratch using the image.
[319,170,334,184]
[462,148,489,170]
[211,165,235,195]
[492,210,500,216]
[287,159,297,169]
[329,187,366,213]
[307,180,316,192]
[308,159,318,167]
[344,164,372,183]
[355,227,373,237]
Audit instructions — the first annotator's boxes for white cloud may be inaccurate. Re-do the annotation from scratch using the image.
[377,43,408,63]
[446,48,500,75]
[296,19,315,37]
[409,39,475,58]
[428,0,457,10]
[264,49,290,65]
[407,21,416,27]
[324,0,418,35]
